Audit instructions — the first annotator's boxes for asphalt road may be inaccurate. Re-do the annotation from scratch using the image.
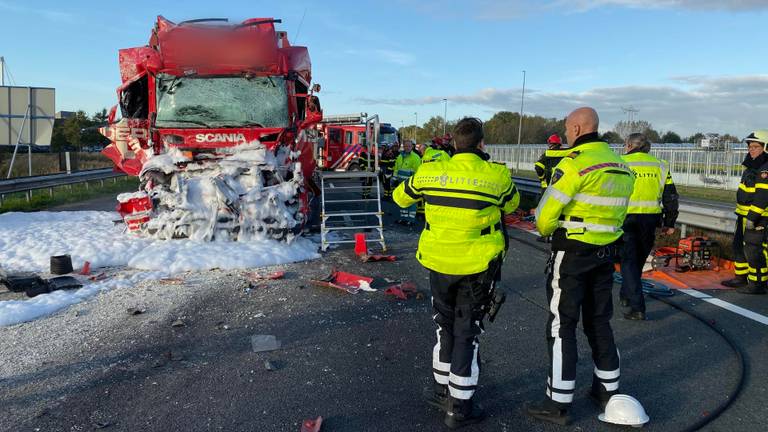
[1,196,767,431]
[2,185,767,431]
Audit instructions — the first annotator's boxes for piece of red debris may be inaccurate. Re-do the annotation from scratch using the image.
[310,269,373,295]
[384,281,417,300]
[80,261,91,275]
[359,254,397,263]
[300,416,323,432]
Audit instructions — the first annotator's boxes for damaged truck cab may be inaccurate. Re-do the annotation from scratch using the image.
[100,16,322,241]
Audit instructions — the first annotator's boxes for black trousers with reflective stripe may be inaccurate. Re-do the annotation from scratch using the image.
[743,224,767,288]
[620,214,660,313]
[430,269,493,400]
[545,248,620,407]
[732,216,748,277]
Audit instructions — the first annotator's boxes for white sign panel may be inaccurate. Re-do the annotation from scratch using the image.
[0,86,55,146]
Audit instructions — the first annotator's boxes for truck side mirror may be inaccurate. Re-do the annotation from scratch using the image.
[301,95,322,128]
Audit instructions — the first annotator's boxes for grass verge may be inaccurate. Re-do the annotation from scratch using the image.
[0,177,139,213]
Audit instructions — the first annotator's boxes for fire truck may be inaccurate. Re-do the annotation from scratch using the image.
[316,113,398,171]
[99,16,322,241]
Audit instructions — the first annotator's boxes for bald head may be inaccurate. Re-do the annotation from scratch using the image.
[565,107,599,145]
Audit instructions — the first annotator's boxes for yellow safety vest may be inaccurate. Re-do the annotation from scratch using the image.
[422,147,449,163]
[622,152,673,214]
[393,152,520,275]
[535,141,634,246]
[394,152,422,178]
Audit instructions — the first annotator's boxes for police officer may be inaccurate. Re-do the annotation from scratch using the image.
[534,134,570,190]
[394,117,520,429]
[721,130,768,294]
[526,107,634,426]
[620,133,679,319]
[423,138,450,163]
[393,140,422,225]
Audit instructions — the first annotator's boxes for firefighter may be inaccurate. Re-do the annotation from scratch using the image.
[358,144,374,199]
[534,134,569,190]
[441,133,455,157]
[380,142,400,200]
[393,117,520,429]
[393,140,422,225]
[721,130,768,294]
[526,107,634,426]
[620,133,679,319]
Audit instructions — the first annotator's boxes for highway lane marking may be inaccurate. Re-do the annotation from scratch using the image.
[679,289,768,326]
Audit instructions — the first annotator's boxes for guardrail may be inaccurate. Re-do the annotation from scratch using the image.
[490,144,745,191]
[512,176,736,235]
[0,168,126,206]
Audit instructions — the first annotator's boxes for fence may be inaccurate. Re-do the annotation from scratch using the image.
[487,144,745,190]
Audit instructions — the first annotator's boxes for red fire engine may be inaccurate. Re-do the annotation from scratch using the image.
[316,113,398,170]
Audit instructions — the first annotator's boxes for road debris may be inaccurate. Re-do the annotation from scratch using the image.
[246,271,286,281]
[264,360,278,371]
[160,278,184,285]
[251,334,281,353]
[80,261,91,276]
[300,416,323,432]
[359,253,397,263]
[310,269,373,295]
[171,319,186,328]
[384,281,418,300]
[127,307,146,316]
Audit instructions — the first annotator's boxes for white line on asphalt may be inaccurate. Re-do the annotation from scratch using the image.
[679,289,768,326]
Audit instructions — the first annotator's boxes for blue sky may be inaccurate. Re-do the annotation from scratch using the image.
[2,0,767,138]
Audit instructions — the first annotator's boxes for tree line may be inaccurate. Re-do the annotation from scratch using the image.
[50,109,111,152]
[398,111,739,145]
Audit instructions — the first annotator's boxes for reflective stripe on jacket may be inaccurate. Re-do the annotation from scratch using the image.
[622,152,672,214]
[393,152,520,275]
[535,141,634,249]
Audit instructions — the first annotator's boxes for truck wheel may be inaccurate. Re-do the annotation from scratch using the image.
[348,163,360,171]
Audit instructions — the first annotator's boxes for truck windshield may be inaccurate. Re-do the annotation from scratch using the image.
[155,74,289,128]
[380,132,398,146]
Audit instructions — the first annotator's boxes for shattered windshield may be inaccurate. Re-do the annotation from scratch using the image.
[155,74,289,128]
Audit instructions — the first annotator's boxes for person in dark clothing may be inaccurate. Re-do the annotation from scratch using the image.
[721,130,768,294]
[534,134,568,190]
[620,133,679,320]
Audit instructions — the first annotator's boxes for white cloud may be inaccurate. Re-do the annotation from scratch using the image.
[357,75,768,135]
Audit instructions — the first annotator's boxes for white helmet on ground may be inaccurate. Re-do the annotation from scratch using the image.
[598,394,650,428]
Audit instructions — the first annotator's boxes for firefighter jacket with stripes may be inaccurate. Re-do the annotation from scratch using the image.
[534,148,572,188]
[380,147,399,174]
[394,151,422,179]
[357,150,374,171]
[393,150,520,275]
[535,135,634,250]
[422,146,450,163]
[622,151,679,228]
[736,152,768,223]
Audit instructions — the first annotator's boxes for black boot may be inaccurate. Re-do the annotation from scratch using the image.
[736,282,767,294]
[721,276,748,288]
[624,310,646,320]
[444,397,485,429]
[423,383,449,411]
[524,398,571,426]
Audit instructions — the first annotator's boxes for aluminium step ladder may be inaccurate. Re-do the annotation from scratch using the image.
[319,170,385,252]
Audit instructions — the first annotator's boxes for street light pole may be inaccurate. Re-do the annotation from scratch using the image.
[442,98,448,135]
[414,112,418,142]
[516,70,526,172]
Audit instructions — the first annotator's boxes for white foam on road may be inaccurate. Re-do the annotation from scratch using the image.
[0,271,166,327]
[0,211,320,326]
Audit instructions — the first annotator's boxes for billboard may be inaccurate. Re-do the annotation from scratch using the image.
[0,86,55,147]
